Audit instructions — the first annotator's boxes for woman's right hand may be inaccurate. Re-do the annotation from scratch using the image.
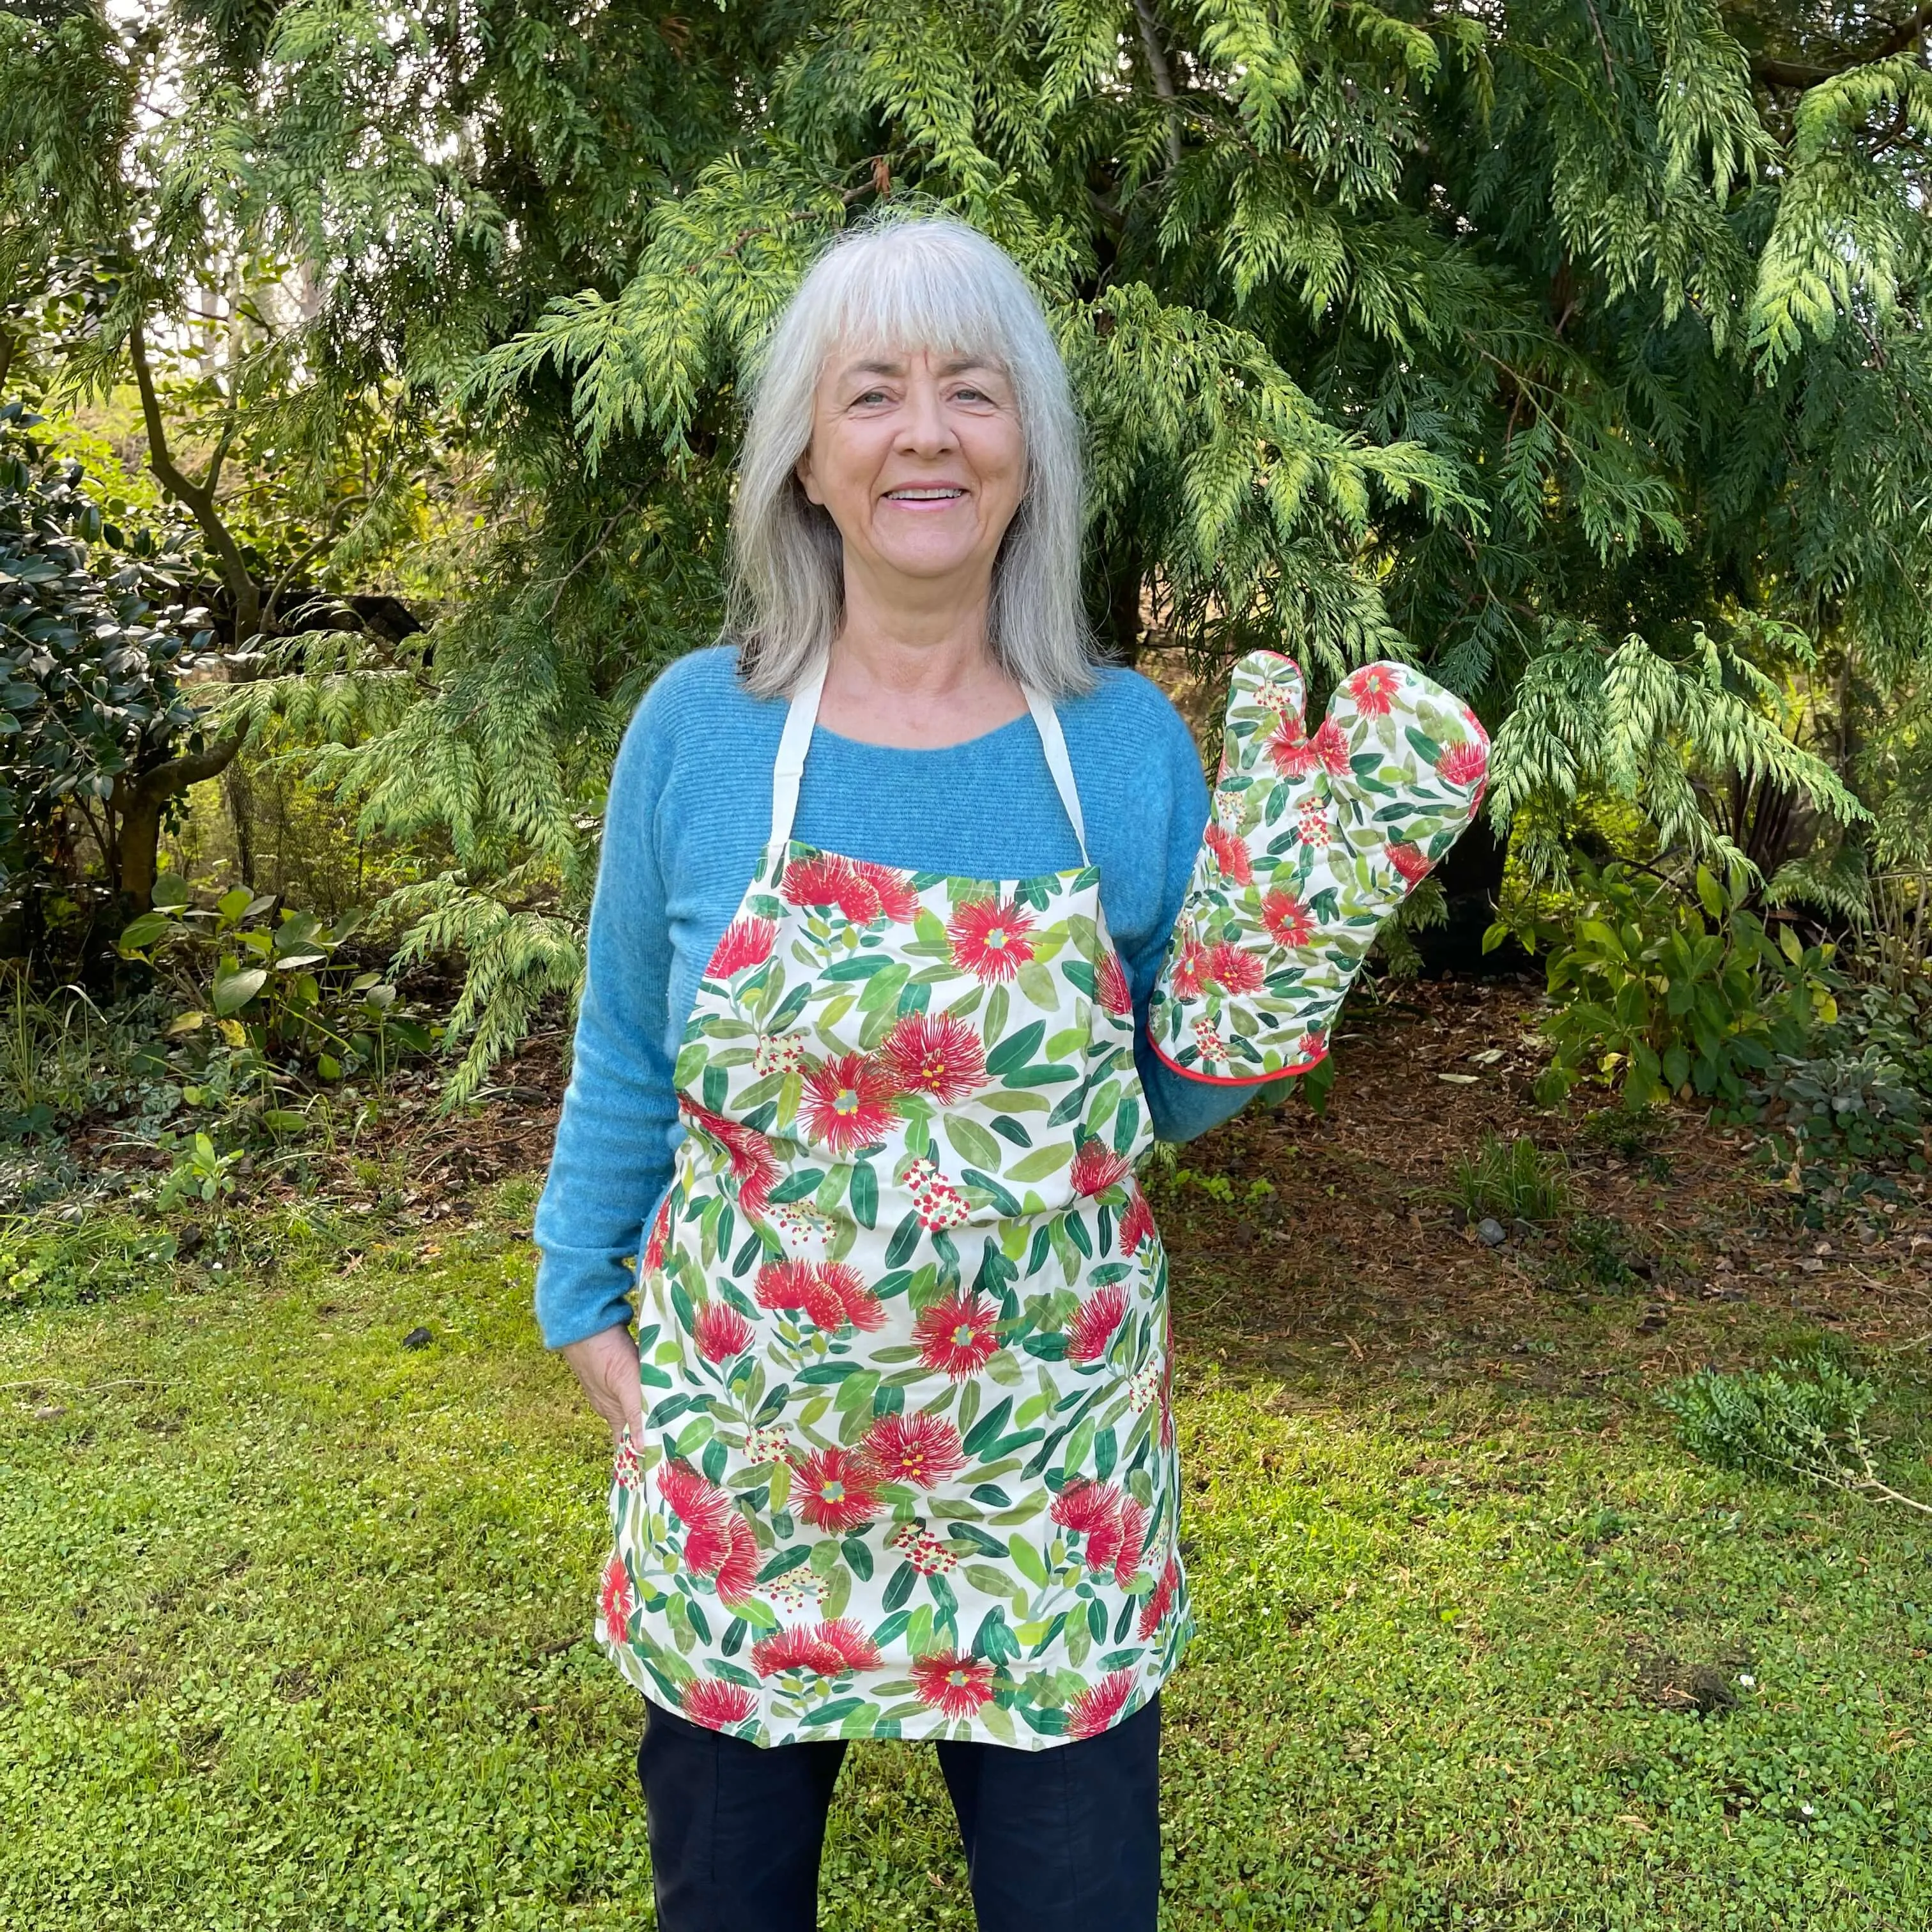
[560,1323,645,1448]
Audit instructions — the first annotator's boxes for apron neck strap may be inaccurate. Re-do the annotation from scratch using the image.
[769,659,1089,863]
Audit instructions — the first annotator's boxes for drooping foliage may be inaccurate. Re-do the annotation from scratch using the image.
[3,0,1929,1087]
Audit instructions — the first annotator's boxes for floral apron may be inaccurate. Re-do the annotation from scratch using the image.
[597,661,1192,1749]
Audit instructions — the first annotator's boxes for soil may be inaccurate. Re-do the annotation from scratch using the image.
[54,977,1931,1390]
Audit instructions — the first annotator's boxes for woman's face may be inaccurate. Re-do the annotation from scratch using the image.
[795,345,1027,597]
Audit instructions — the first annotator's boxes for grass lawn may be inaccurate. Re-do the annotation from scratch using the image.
[4,1164,1929,1932]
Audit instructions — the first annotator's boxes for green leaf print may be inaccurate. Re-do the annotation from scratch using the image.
[849,1160,878,1229]
[944,1115,1005,1172]
[1006,1143,1071,1183]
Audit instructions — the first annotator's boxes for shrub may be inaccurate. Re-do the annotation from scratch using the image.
[1508,865,1835,1112]
[1662,1356,1930,1515]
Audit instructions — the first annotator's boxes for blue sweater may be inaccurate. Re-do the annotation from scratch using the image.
[532,645,1268,1349]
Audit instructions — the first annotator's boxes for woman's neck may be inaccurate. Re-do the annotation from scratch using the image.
[816,581,1028,749]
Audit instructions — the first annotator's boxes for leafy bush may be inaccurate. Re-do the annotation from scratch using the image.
[0,402,214,935]
[117,874,440,1130]
[1662,1356,1929,1516]
[1508,865,1835,1112]
[1446,1131,1572,1225]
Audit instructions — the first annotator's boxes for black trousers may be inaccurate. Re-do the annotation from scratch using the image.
[636,1694,1161,1932]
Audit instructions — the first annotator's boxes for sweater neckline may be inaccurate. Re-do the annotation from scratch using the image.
[808,710,1038,757]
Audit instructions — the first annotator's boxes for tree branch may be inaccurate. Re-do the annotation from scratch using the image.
[1749,0,1932,88]
[126,317,263,644]
[1132,0,1184,169]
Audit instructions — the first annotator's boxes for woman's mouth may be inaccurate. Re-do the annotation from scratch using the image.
[882,486,967,503]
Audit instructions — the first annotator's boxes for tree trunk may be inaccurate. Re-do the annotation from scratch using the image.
[116,730,247,914]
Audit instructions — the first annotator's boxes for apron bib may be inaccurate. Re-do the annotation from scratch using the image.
[598,661,1192,1748]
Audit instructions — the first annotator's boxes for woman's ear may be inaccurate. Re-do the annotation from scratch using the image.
[795,445,824,506]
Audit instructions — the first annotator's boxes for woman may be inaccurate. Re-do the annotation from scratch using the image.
[533,215,1271,1932]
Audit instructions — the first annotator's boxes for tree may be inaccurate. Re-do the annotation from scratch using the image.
[4,0,1928,1084]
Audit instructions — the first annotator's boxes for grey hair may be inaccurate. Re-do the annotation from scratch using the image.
[727,213,1096,700]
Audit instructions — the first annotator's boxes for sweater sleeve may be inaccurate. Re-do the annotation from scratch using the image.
[532,694,682,1349]
[1125,698,1289,1144]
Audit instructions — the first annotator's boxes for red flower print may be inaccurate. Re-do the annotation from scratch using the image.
[815,1261,885,1332]
[1171,936,1208,1000]
[1112,1497,1148,1586]
[752,1618,882,1680]
[1117,1186,1156,1255]
[1387,841,1433,885]
[756,1259,878,1334]
[1436,739,1487,789]
[643,1197,671,1274]
[912,1650,998,1719]
[600,1553,635,1637]
[914,1291,1002,1378]
[783,852,881,924]
[1296,799,1332,847]
[1066,1669,1135,1740]
[714,1514,760,1606]
[1096,949,1133,1018]
[682,1677,757,1729]
[1312,716,1351,778]
[1268,719,1321,778]
[862,1411,966,1487]
[793,1445,881,1534]
[694,1301,754,1363]
[1137,1556,1180,1641]
[1204,822,1253,885]
[1346,664,1400,717]
[882,1011,987,1105]
[1203,942,1266,993]
[658,1459,732,1540]
[1068,1283,1127,1363]
[947,897,1036,982]
[1261,889,1314,949]
[705,916,776,978]
[801,1052,901,1154]
[683,1106,780,1221]
[1052,1478,1124,1572]
[1070,1138,1131,1197]
[852,861,921,923]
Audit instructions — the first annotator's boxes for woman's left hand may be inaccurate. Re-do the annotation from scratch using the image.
[560,1322,645,1448]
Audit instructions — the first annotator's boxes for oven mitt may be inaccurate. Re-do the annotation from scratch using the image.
[1147,651,1489,1084]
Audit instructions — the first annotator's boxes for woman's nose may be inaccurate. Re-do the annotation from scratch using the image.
[896,376,956,454]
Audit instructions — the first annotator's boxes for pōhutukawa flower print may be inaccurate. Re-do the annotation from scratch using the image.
[862,1410,967,1487]
[1204,821,1252,884]
[1149,649,1489,1084]
[1436,738,1487,790]
[755,1258,884,1334]
[682,1677,758,1730]
[914,1291,1003,1377]
[1345,663,1400,716]
[882,1011,986,1104]
[1386,841,1432,885]
[705,916,776,978]
[602,806,1191,1749]
[1070,1138,1131,1197]
[792,1446,882,1533]
[1117,1187,1156,1255]
[1068,1282,1128,1363]
[693,1301,753,1362]
[912,1651,999,1719]
[1138,1556,1181,1641]
[1203,942,1265,993]
[801,1052,901,1154]
[1067,1670,1137,1740]
[600,1554,636,1639]
[751,1619,884,1682]
[946,896,1035,981]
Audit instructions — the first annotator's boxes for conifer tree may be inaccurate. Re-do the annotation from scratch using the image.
[3,0,1926,1084]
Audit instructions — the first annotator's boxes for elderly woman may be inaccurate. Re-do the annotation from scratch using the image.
[533,215,1269,1932]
